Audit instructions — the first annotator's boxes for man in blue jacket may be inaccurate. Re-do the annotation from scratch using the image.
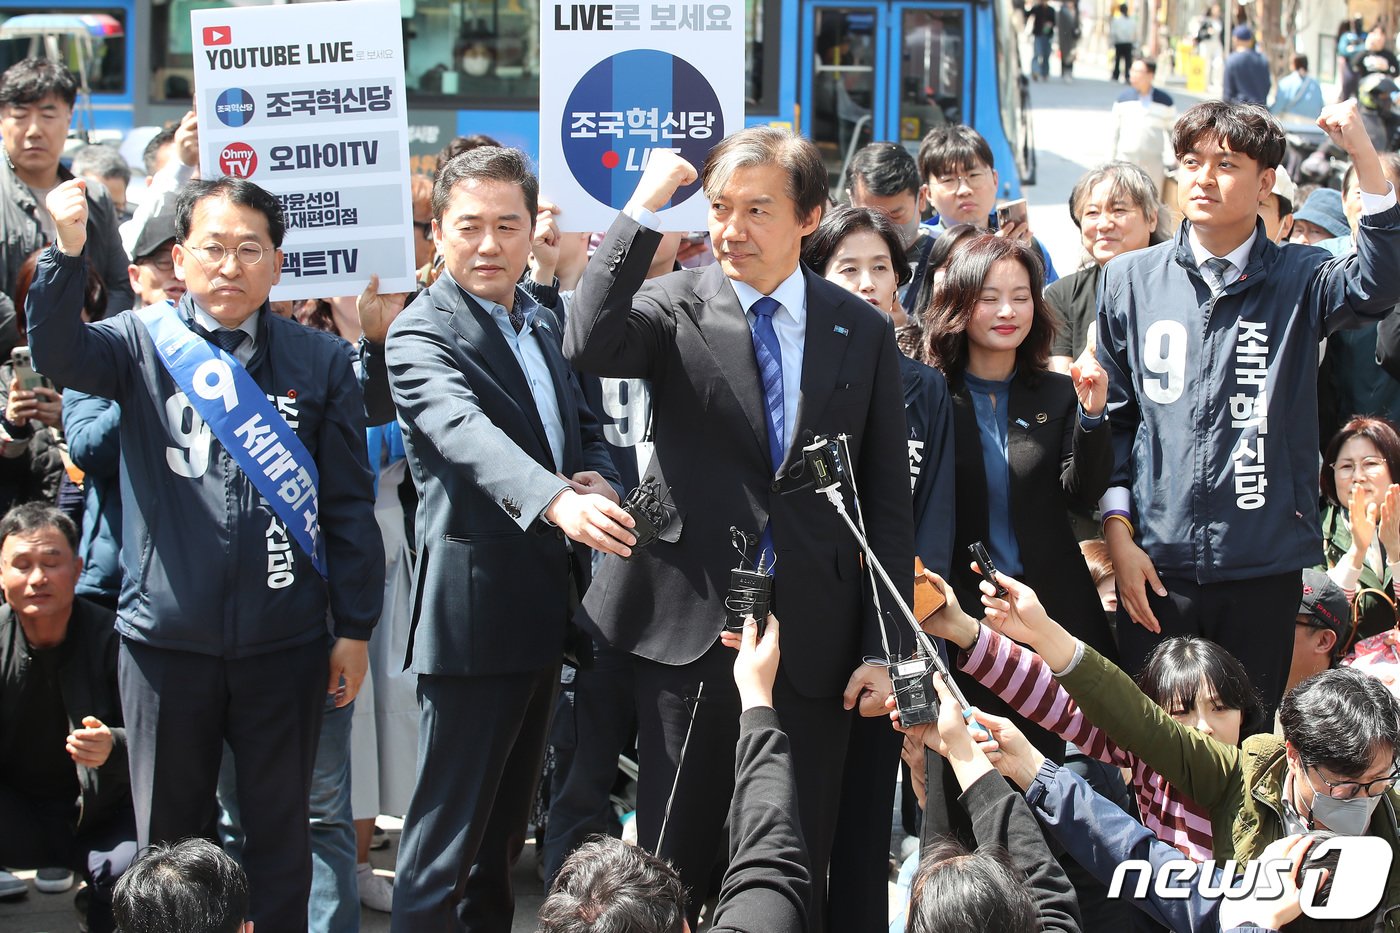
[1098,99,1400,723]
[25,175,384,933]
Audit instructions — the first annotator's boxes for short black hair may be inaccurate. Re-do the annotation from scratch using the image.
[143,125,177,177]
[0,502,78,555]
[803,205,912,287]
[1283,831,1384,933]
[917,124,995,184]
[1281,666,1400,778]
[436,133,502,170]
[537,836,686,933]
[432,146,538,224]
[1172,101,1287,168]
[1134,57,1157,74]
[113,839,248,933]
[1136,636,1266,740]
[175,177,286,249]
[846,142,921,199]
[907,840,1037,933]
[0,58,78,109]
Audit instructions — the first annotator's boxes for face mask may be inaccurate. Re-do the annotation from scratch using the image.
[898,214,922,250]
[1302,767,1385,835]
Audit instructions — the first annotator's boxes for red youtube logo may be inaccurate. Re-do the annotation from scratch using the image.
[203,25,231,46]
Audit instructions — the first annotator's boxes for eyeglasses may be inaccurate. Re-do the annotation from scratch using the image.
[1332,457,1389,477]
[1308,762,1400,799]
[414,221,433,241]
[932,170,991,192]
[188,242,269,266]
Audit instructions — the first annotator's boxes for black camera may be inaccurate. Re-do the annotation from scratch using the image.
[890,657,938,726]
[621,478,673,552]
[802,435,849,492]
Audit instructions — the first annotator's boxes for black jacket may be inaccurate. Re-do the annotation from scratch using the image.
[708,706,811,933]
[384,276,619,676]
[0,597,131,830]
[565,213,914,696]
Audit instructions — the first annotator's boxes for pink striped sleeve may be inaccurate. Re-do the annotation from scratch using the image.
[961,627,1136,768]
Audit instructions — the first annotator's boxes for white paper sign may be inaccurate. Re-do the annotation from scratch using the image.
[191,0,415,300]
[539,1,745,232]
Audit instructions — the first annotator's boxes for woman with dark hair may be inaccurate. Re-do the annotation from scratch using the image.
[1047,162,1165,371]
[922,234,1115,754]
[1318,416,1400,641]
[801,206,957,928]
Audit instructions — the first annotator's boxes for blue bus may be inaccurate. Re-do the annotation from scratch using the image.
[0,0,1032,195]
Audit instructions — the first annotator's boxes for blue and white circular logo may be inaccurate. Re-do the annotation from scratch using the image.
[562,49,723,210]
[214,88,256,128]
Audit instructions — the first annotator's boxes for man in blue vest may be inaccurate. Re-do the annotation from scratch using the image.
[25,175,384,933]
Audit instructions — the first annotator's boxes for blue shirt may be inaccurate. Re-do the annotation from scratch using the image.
[455,278,566,469]
[1271,69,1325,122]
[963,370,1022,576]
[732,269,808,460]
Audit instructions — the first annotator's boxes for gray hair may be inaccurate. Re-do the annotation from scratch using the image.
[700,125,828,222]
[71,143,132,185]
[1067,161,1165,244]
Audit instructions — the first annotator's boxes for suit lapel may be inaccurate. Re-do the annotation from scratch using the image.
[787,272,854,472]
[694,265,770,464]
[1006,375,1043,483]
[533,308,581,472]
[440,279,554,467]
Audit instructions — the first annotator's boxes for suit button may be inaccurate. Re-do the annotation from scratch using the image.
[770,481,781,493]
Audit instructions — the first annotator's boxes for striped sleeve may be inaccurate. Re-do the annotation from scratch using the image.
[960,626,1135,769]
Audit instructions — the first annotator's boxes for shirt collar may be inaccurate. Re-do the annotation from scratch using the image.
[730,265,808,324]
[449,272,540,333]
[1187,224,1257,276]
[191,302,260,342]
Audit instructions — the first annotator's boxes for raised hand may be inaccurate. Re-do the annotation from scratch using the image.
[1069,353,1108,418]
[47,179,89,257]
[626,150,698,215]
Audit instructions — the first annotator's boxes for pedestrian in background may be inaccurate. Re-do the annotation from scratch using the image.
[1026,0,1056,83]
[1109,3,1136,83]
[1223,25,1271,106]
[1056,1,1080,82]
[1271,54,1324,124]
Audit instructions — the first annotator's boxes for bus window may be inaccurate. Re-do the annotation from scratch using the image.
[809,7,876,176]
[0,9,127,94]
[897,8,961,146]
[405,0,539,104]
[746,0,778,112]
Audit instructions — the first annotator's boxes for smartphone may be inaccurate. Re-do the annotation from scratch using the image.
[10,347,50,392]
[913,556,946,623]
[967,541,1009,599]
[995,198,1028,231]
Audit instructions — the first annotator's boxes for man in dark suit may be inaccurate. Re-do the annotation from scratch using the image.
[384,147,629,933]
[564,132,914,930]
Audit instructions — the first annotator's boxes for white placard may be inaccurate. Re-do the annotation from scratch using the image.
[191,0,415,300]
[539,1,745,232]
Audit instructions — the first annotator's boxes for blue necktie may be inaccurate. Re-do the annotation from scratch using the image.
[211,328,248,355]
[750,296,784,572]
[1200,256,1231,295]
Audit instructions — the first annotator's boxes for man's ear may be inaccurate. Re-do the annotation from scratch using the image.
[1278,214,1295,243]
[1317,628,1338,657]
[127,264,141,294]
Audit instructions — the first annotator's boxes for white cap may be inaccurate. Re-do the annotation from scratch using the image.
[1272,164,1298,206]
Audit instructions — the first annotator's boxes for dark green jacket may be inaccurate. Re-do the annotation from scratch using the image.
[1059,641,1400,929]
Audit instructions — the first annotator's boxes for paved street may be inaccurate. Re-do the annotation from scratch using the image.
[0,55,1207,933]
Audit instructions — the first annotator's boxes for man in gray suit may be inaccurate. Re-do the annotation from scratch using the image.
[384,147,629,933]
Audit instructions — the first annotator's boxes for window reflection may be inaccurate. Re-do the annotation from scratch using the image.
[406,0,539,100]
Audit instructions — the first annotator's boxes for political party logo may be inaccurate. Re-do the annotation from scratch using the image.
[219,142,258,178]
[203,25,231,46]
[561,49,723,210]
[214,88,256,127]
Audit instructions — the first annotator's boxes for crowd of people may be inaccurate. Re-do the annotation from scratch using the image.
[4,25,1400,933]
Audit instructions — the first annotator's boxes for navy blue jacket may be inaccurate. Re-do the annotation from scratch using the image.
[27,246,383,657]
[63,389,121,601]
[1028,760,1265,933]
[901,354,956,575]
[1223,48,1273,105]
[1098,210,1400,582]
